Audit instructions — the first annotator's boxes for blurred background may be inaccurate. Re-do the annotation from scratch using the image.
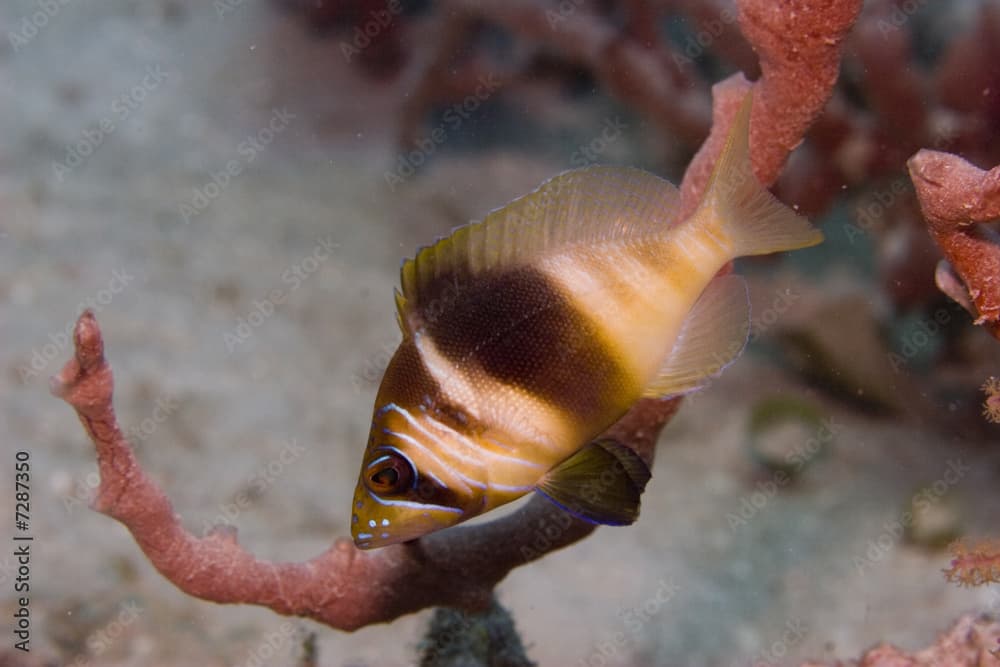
[1,0,998,665]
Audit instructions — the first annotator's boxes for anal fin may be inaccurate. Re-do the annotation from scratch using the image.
[536,438,651,526]
[642,274,750,397]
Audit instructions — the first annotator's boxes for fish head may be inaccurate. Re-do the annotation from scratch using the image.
[350,406,488,549]
[351,345,489,549]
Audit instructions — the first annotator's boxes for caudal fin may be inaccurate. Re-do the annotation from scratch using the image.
[701,92,824,257]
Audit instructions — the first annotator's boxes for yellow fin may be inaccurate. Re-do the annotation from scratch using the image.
[396,166,681,329]
[536,438,651,526]
[700,92,824,257]
[642,274,750,397]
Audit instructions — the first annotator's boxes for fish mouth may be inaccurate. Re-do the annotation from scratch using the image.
[350,484,382,549]
[351,484,463,549]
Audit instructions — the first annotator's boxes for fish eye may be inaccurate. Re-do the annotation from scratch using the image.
[365,451,415,495]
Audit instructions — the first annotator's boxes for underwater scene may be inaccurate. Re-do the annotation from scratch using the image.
[2,0,1000,665]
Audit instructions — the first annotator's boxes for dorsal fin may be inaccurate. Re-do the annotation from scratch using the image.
[396,166,681,330]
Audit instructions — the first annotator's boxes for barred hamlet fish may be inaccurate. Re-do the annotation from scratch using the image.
[351,93,823,549]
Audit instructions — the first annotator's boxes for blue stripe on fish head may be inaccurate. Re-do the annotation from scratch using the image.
[351,402,489,549]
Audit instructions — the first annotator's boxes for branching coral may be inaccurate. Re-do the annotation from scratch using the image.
[907,151,1000,341]
[397,0,861,207]
[801,614,1000,666]
[396,0,716,154]
[984,376,1000,424]
[895,8,1000,607]
[53,0,862,635]
[945,539,1000,588]
[678,0,861,213]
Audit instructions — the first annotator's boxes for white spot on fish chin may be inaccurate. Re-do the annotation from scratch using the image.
[352,514,359,524]
[381,532,390,539]
[381,518,390,526]
[368,519,377,528]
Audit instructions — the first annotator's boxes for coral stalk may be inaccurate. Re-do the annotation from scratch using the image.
[801,614,1000,666]
[984,376,1000,424]
[678,0,863,214]
[51,311,675,631]
[440,0,714,144]
[907,150,1000,340]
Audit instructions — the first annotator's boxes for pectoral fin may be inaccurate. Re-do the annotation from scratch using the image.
[642,274,750,397]
[536,438,651,526]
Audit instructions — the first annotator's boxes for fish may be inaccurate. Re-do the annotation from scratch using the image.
[350,92,823,549]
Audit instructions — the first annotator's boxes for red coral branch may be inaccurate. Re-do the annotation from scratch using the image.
[907,150,1000,340]
[800,614,1000,666]
[679,0,862,214]
[51,310,677,631]
[944,539,1000,588]
[850,0,929,165]
[669,0,760,78]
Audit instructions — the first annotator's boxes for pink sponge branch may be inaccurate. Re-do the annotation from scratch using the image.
[679,0,863,215]
[907,150,1000,339]
[739,0,864,186]
[51,310,675,631]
